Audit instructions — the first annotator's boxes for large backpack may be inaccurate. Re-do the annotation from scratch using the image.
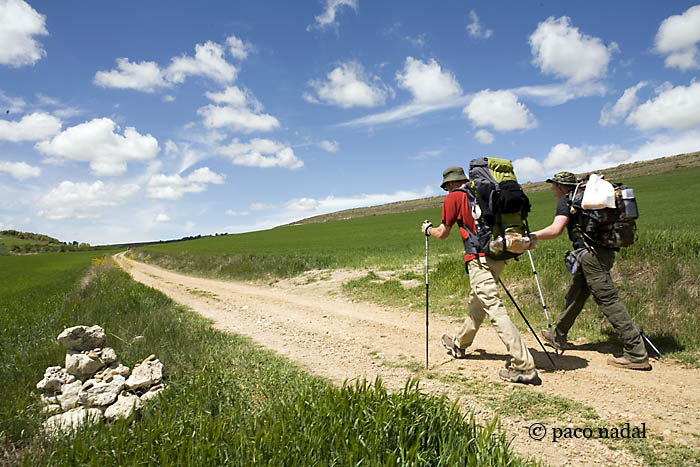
[568,176,638,248]
[464,157,532,260]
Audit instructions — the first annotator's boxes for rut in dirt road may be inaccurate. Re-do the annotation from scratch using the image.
[115,253,700,465]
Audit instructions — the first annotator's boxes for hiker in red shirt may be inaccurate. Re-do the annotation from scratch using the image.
[422,166,539,385]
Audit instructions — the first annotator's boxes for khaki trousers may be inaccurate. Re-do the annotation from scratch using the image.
[455,256,536,372]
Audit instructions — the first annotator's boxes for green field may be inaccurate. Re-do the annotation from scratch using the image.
[1,251,533,465]
[134,166,700,360]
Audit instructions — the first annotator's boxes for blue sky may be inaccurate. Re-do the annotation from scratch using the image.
[1,0,699,245]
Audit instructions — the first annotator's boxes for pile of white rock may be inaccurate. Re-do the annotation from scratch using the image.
[37,325,164,436]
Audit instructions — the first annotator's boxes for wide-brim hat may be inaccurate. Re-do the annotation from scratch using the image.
[546,171,578,185]
[441,166,467,190]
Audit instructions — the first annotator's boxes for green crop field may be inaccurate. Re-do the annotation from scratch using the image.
[134,166,700,361]
[1,250,532,465]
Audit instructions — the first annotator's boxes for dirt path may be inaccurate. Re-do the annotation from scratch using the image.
[114,253,700,466]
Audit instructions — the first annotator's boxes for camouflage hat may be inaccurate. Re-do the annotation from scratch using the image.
[440,166,467,190]
[546,171,578,185]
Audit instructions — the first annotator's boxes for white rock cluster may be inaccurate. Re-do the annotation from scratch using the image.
[37,325,165,437]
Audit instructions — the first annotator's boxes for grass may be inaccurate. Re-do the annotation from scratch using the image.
[1,252,534,466]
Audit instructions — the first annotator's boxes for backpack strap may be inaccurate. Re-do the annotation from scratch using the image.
[451,187,485,257]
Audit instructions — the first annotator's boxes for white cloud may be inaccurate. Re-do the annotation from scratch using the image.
[250,202,275,211]
[0,160,40,180]
[36,118,159,176]
[396,57,462,104]
[155,213,170,223]
[226,209,249,216]
[511,130,700,183]
[308,0,357,30]
[654,5,700,70]
[512,157,544,181]
[409,150,441,160]
[543,143,586,169]
[340,57,466,127]
[626,81,700,132]
[474,129,494,144]
[0,112,61,142]
[283,186,435,216]
[147,167,225,200]
[339,97,470,127]
[464,89,537,132]
[37,180,140,220]
[219,138,303,169]
[467,10,492,39]
[198,86,280,133]
[599,82,648,126]
[0,0,47,67]
[513,81,608,106]
[226,35,254,60]
[529,16,616,84]
[94,58,167,92]
[163,95,175,102]
[307,61,390,108]
[165,40,238,84]
[0,90,26,113]
[95,39,240,91]
[318,140,339,152]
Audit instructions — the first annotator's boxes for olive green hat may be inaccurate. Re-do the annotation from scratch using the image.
[440,166,468,190]
[546,171,578,186]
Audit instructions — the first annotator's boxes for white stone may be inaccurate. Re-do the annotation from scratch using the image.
[78,375,125,406]
[139,384,164,403]
[57,325,106,351]
[65,350,106,378]
[95,363,130,380]
[43,404,62,415]
[57,380,82,411]
[36,366,76,392]
[43,407,102,437]
[104,393,143,421]
[125,356,162,390]
[100,347,118,364]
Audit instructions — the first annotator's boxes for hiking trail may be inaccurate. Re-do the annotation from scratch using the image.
[114,253,700,466]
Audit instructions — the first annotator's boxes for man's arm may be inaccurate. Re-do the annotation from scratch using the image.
[422,221,451,239]
[531,215,569,240]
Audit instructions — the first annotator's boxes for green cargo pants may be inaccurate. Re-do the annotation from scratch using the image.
[553,245,648,362]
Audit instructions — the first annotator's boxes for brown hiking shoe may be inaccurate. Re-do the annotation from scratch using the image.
[607,356,652,371]
[498,366,541,385]
[441,334,467,359]
[540,329,570,351]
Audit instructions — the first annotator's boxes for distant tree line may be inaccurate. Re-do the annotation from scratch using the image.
[0,230,91,255]
[1,230,61,244]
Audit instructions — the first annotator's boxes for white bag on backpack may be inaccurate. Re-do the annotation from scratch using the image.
[581,173,616,209]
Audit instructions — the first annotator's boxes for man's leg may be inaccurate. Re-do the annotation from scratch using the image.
[582,248,648,362]
[465,256,536,372]
[453,264,488,350]
[553,257,591,347]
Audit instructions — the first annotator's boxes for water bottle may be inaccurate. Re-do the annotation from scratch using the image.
[620,188,638,220]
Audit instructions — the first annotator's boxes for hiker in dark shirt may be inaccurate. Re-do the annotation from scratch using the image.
[530,172,651,370]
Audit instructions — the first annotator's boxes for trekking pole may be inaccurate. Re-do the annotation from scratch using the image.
[498,278,557,369]
[632,322,664,360]
[424,221,430,369]
[526,250,559,356]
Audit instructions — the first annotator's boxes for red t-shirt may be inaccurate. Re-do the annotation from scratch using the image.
[441,190,484,262]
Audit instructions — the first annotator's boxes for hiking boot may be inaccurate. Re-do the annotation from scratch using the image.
[441,334,467,359]
[540,329,569,352]
[498,366,541,385]
[607,356,652,371]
